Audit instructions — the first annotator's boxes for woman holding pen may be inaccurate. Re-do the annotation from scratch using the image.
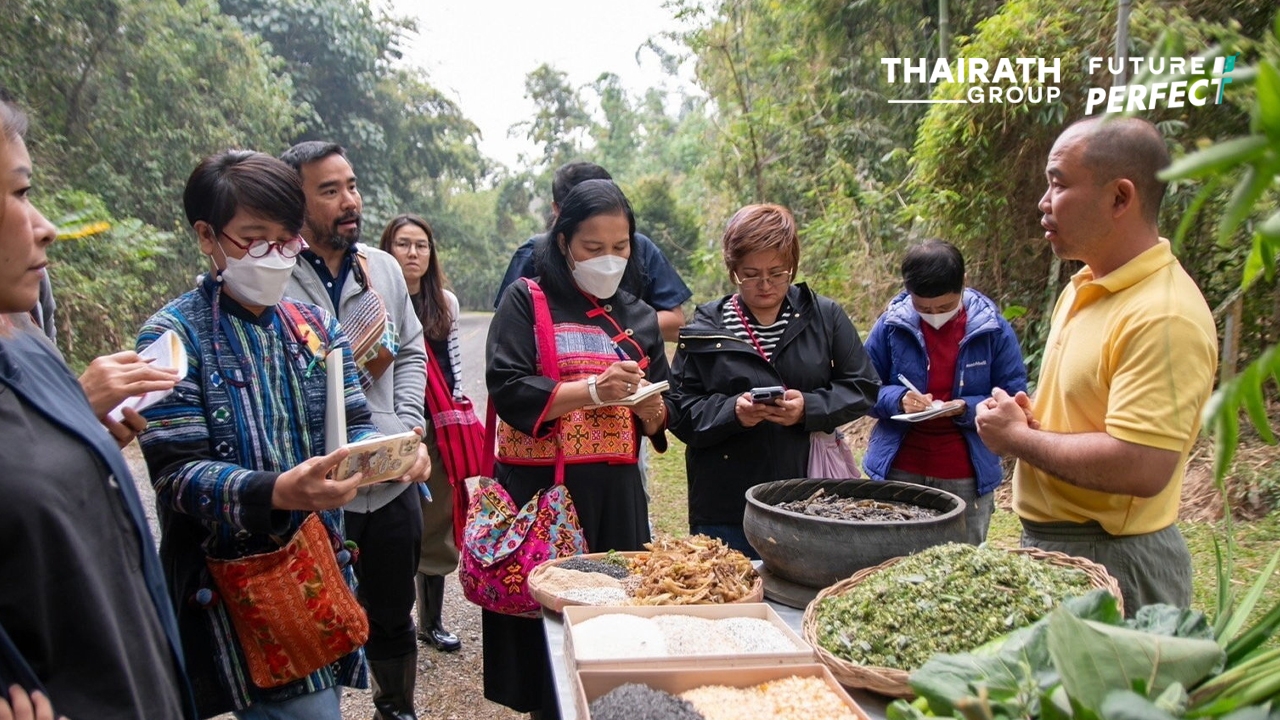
[484,179,670,718]
[862,240,1027,544]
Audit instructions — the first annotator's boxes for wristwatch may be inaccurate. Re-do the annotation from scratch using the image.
[586,374,603,405]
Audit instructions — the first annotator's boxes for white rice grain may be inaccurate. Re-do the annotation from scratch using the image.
[572,614,667,659]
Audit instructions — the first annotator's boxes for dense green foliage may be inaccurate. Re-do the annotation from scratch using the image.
[1,0,484,368]
[911,0,1265,371]
[1,0,301,229]
[216,0,485,220]
[1163,16,1280,488]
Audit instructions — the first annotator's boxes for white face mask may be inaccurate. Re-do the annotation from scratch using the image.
[570,254,628,299]
[919,305,961,330]
[214,246,297,307]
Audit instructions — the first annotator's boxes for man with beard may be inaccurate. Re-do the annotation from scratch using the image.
[282,141,428,720]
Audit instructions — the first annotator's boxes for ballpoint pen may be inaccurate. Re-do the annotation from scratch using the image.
[898,373,943,409]
[611,340,629,362]
[896,373,924,396]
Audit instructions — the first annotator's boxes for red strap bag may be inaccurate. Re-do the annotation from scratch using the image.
[422,341,488,549]
[458,279,587,617]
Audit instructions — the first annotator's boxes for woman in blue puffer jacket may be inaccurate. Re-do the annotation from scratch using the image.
[862,240,1027,543]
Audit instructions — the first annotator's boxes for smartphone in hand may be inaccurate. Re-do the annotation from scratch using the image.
[750,386,785,404]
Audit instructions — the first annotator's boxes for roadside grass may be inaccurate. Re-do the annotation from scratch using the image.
[647,436,1280,623]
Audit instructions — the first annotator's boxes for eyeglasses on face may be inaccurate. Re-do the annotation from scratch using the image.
[391,240,432,255]
[732,269,792,288]
[218,230,307,259]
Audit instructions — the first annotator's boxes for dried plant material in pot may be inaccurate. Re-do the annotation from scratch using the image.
[776,488,941,521]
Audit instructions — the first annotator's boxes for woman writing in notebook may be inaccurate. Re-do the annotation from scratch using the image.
[484,179,670,719]
[861,240,1027,544]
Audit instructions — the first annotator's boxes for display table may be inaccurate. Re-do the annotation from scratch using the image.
[542,598,893,720]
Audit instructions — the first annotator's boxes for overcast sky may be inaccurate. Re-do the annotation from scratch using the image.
[389,0,700,170]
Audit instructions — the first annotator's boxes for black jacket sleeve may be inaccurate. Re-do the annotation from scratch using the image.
[801,298,880,433]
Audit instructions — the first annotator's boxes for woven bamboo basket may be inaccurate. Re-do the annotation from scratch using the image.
[528,551,764,613]
[800,546,1123,698]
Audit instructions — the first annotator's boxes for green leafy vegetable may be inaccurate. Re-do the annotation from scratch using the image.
[1048,611,1224,715]
[814,544,1095,670]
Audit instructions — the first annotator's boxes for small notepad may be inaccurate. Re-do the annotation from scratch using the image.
[890,400,962,423]
[586,380,669,408]
[108,330,187,422]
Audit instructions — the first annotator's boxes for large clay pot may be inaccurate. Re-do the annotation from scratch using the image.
[744,478,967,591]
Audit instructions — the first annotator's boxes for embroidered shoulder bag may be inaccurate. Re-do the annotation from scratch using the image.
[205,514,369,689]
[458,279,586,617]
[203,303,369,689]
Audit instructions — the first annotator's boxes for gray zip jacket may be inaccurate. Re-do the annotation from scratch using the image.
[286,243,427,512]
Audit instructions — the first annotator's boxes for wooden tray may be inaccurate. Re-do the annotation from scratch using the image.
[576,663,872,720]
[528,551,764,613]
[563,602,814,669]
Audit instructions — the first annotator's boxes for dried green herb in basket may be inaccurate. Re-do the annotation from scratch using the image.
[814,543,1094,670]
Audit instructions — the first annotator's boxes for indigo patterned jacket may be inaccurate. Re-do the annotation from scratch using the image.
[137,277,377,716]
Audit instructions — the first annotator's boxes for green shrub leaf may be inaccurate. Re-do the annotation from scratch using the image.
[1159,136,1268,181]
[1048,610,1225,714]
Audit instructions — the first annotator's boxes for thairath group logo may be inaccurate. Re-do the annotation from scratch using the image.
[879,54,1235,113]
[1083,55,1236,114]
[880,57,1062,105]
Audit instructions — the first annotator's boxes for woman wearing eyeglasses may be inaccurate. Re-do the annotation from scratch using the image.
[134,151,430,719]
[379,214,466,653]
[668,204,880,558]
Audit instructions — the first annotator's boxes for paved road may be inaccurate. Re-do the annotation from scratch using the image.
[453,311,492,415]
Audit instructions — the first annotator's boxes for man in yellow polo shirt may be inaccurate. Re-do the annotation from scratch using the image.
[976,117,1217,613]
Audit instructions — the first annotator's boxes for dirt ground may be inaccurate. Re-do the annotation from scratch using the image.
[333,574,523,720]
[124,443,522,720]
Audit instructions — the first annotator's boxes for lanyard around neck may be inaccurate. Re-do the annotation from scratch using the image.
[732,294,772,362]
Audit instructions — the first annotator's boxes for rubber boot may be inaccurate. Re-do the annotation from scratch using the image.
[369,652,418,720]
[415,573,462,651]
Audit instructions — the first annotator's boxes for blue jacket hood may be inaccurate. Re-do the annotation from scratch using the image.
[881,287,1004,342]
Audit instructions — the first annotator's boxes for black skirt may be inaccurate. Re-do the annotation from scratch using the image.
[481,461,650,716]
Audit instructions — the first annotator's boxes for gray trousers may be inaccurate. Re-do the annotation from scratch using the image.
[885,469,994,545]
[1020,519,1192,616]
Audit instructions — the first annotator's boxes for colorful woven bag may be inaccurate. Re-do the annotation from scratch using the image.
[205,513,369,688]
[458,475,586,617]
[459,279,586,617]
